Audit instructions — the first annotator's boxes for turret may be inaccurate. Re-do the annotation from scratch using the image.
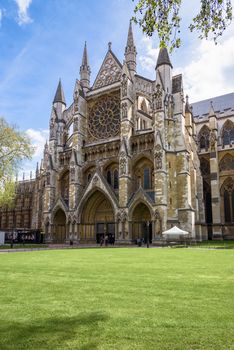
[156,47,172,94]
[124,21,137,77]
[53,79,66,116]
[80,42,91,90]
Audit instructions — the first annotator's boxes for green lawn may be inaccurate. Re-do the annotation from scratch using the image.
[191,240,234,249]
[0,248,233,350]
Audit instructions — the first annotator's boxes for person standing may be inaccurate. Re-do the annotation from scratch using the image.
[105,234,108,247]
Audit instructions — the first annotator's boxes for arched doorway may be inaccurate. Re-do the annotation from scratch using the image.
[80,190,115,243]
[53,209,66,243]
[131,202,152,243]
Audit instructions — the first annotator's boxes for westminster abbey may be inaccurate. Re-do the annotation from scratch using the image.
[0,22,234,243]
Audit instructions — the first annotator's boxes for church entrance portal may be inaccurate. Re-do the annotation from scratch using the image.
[131,203,152,244]
[53,209,66,243]
[80,191,115,243]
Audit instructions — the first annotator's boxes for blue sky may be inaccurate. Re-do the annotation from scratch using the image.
[1,0,234,178]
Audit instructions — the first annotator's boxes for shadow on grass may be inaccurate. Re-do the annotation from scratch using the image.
[0,311,109,350]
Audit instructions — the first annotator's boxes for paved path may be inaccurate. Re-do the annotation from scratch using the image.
[0,244,140,253]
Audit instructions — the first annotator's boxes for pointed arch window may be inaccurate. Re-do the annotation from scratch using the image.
[198,126,210,151]
[143,168,150,190]
[107,171,112,185]
[105,164,119,190]
[113,169,119,189]
[219,154,234,171]
[222,120,234,146]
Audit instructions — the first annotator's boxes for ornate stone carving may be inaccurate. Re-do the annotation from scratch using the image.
[116,209,127,239]
[49,119,55,139]
[119,209,127,223]
[152,84,163,110]
[155,144,162,151]
[154,146,162,170]
[168,95,174,118]
[63,130,68,145]
[46,172,50,185]
[73,116,78,132]
[94,54,121,89]
[88,95,120,139]
[70,162,75,182]
[119,152,127,175]
[121,74,128,97]
[154,210,161,220]
[210,130,217,151]
[92,176,99,185]
[121,102,128,119]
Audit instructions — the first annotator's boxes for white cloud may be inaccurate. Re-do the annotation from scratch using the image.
[16,129,48,181]
[14,0,33,25]
[138,25,234,102]
[177,35,234,101]
[138,36,159,72]
[25,128,49,158]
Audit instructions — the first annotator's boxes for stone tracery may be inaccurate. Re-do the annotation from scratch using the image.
[88,95,120,139]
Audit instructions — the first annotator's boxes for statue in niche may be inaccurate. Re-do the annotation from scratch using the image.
[210,130,217,151]
[152,84,162,110]
[155,150,162,170]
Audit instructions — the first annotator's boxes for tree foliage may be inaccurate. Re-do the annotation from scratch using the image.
[132,0,233,51]
[0,117,34,207]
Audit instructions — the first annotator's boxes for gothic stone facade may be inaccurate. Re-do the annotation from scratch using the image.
[0,24,233,242]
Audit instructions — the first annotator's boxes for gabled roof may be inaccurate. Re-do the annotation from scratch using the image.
[191,92,234,117]
[92,45,122,90]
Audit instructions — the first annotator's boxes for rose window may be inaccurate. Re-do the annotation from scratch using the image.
[88,96,120,139]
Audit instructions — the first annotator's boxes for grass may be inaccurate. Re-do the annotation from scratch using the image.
[0,248,233,350]
[0,244,48,249]
[191,240,234,249]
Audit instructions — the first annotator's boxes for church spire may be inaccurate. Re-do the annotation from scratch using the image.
[53,79,66,105]
[155,47,173,93]
[156,47,173,70]
[125,20,137,76]
[80,42,91,90]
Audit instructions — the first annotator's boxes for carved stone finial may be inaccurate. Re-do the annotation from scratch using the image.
[108,42,112,50]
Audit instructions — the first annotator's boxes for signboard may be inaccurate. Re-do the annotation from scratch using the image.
[0,231,5,245]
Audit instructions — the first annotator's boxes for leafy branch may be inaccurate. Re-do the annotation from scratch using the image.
[132,0,233,51]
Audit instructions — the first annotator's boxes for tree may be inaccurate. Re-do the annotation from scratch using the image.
[0,117,34,207]
[132,0,233,51]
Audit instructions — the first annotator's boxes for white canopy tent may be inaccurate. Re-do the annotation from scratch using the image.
[162,226,190,240]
